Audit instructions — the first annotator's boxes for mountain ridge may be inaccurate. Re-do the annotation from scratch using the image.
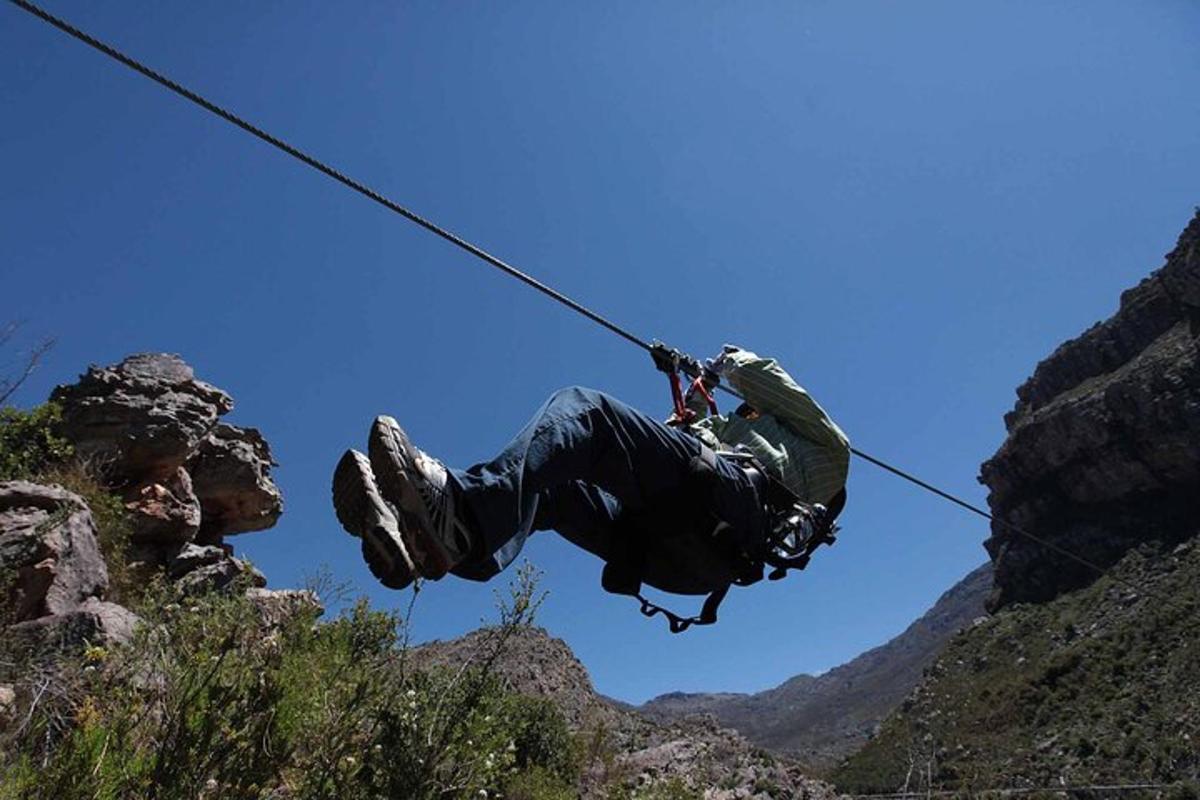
[640,561,993,772]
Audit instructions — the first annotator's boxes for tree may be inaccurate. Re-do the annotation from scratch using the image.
[0,321,54,407]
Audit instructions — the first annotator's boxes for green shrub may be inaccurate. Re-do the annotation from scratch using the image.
[0,564,578,800]
[505,693,579,782]
[504,765,577,800]
[0,403,72,482]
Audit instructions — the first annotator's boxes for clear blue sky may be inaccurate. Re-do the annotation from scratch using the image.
[3,1,1198,704]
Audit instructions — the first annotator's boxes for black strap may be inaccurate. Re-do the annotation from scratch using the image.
[636,585,730,634]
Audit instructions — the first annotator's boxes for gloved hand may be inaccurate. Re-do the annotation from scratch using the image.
[649,341,682,374]
[705,344,741,378]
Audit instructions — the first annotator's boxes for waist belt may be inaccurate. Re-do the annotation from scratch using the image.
[602,443,843,633]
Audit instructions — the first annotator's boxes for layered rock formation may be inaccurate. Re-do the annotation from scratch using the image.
[2,353,290,650]
[50,353,282,575]
[979,211,1200,610]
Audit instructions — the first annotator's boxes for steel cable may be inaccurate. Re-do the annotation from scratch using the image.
[8,0,1196,611]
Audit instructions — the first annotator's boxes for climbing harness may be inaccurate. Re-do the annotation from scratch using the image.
[9,0,1177,621]
[598,345,844,633]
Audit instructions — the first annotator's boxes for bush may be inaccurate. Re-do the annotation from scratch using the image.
[0,564,578,800]
[0,403,72,482]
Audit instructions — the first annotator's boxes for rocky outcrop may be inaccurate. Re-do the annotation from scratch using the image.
[417,626,841,799]
[50,353,282,553]
[641,562,993,772]
[3,354,288,658]
[188,424,282,538]
[9,598,139,654]
[47,353,282,585]
[51,354,233,485]
[0,481,108,622]
[979,211,1200,610]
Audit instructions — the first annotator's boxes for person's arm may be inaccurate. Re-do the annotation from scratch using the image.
[716,347,849,450]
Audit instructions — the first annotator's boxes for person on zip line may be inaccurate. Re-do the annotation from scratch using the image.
[331,344,851,631]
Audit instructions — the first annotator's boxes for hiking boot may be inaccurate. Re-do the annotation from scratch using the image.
[331,449,415,590]
[367,415,475,579]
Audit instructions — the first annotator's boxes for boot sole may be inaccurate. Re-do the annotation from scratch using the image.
[368,417,454,579]
[332,450,415,590]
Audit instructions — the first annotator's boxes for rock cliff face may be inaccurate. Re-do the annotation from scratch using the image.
[835,212,1200,794]
[641,562,992,772]
[979,211,1200,610]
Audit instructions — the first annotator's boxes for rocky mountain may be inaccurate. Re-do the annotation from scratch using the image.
[641,561,993,773]
[416,625,841,799]
[835,211,1200,794]
[979,211,1200,611]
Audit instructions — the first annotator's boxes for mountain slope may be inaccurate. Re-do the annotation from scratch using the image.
[641,562,992,772]
[417,625,841,799]
[834,539,1200,792]
[835,211,1200,794]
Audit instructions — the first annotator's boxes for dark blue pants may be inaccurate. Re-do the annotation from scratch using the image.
[449,387,764,593]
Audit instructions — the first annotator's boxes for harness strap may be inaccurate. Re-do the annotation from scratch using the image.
[688,376,720,417]
[636,585,730,634]
[667,369,695,424]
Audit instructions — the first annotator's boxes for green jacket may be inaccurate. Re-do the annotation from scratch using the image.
[688,348,850,505]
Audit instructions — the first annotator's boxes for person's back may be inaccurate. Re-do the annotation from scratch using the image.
[685,346,850,506]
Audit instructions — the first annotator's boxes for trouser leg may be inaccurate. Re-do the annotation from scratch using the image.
[449,386,762,581]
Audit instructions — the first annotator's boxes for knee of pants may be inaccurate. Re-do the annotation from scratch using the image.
[544,385,607,416]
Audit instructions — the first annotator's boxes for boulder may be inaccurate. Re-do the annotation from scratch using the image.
[166,543,227,579]
[125,466,201,543]
[0,684,14,727]
[9,598,139,654]
[50,353,233,486]
[245,587,324,627]
[175,557,266,595]
[187,424,283,537]
[0,481,107,621]
[980,211,1200,610]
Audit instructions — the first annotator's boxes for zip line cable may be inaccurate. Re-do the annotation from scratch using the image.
[7,0,1193,607]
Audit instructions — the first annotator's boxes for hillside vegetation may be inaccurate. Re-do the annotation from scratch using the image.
[834,538,1200,795]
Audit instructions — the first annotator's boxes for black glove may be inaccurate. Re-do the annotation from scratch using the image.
[649,341,682,374]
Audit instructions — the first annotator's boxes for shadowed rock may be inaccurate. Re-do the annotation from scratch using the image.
[175,557,266,595]
[0,481,108,621]
[125,466,202,543]
[167,543,226,578]
[9,597,139,653]
[187,424,282,537]
[980,211,1200,611]
[245,588,324,627]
